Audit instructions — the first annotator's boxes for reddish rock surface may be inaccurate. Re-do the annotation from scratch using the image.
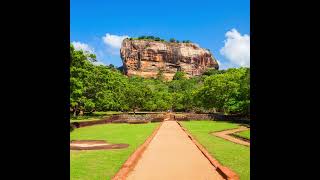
[120,39,219,80]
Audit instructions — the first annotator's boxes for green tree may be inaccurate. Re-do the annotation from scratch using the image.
[202,68,225,76]
[126,77,152,115]
[173,71,186,80]
[70,43,249,116]
[70,44,130,115]
[156,69,165,81]
[70,44,95,116]
[196,68,249,114]
[169,38,176,43]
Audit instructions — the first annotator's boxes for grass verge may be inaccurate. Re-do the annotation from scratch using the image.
[180,120,250,180]
[70,122,159,180]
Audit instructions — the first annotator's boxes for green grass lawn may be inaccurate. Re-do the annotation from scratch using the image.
[70,122,159,180]
[180,120,250,180]
[234,130,250,140]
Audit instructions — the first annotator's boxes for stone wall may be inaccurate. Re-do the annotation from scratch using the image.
[174,113,250,124]
[70,113,166,129]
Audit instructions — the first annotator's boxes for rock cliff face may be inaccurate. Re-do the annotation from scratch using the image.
[120,39,219,80]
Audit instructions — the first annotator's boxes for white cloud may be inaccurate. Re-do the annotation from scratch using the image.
[220,29,250,67]
[102,33,129,49]
[71,41,95,54]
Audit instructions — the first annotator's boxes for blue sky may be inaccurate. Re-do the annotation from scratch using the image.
[71,0,250,69]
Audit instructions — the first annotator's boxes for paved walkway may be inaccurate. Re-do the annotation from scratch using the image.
[126,119,224,180]
[212,126,250,146]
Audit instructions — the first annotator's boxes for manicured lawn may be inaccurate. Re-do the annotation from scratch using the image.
[70,122,159,180]
[234,130,250,140]
[180,120,250,180]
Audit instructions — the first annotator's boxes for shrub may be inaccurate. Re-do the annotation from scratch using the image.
[70,123,75,132]
[173,71,186,80]
[169,38,176,43]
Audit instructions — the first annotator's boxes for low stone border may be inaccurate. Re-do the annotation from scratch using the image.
[174,113,250,124]
[176,121,240,180]
[70,140,129,150]
[212,127,250,147]
[112,121,163,180]
[229,133,250,143]
[71,114,166,129]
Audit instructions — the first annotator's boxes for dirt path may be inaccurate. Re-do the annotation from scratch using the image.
[212,126,250,146]
[126,119,224,180]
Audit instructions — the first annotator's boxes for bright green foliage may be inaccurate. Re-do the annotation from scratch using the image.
[126,77,152,113]
[70,44,250,116]
[136,35,164,41]
[70,44,129,116]
[168,78,200,111]
[172,71,186,80]
[202,68,226,77]
[196,67,250,114]
[130,36,188,43]
[143,79,172,111]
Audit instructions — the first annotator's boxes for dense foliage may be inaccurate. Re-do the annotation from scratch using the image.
[128,36,192,44]
[129,36,166,42]
[70,45,250,116]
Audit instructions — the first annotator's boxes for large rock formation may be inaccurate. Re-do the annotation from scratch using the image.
[120,39,219,80]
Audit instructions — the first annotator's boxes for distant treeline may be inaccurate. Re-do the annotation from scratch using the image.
[128,36,192,43]
[71,44,250,116]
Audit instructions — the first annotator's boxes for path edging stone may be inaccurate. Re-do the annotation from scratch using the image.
[176,121,240,180]
[111,121,163,180]
[212,126,250,147]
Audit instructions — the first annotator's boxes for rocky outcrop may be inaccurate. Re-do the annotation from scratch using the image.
[120,39,219,80]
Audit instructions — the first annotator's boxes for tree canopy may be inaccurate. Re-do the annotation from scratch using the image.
[70,44,250,116]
